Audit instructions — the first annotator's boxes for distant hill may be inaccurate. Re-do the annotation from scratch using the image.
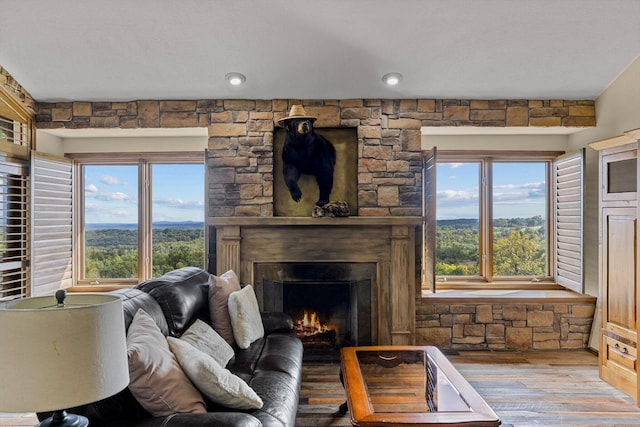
[437,216,543,228]
[436,218,479,227]
[86,221,204,230]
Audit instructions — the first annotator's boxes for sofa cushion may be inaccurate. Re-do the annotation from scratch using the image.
[249,370,300,427]
[136,267,210,337]
[228,285,265,349]
[208,270,241,344]
[167,337,264,410]
[255,334,304,382]
[111,288,169,335]
[179,319,234,368]
[126,309,206,417]
[226,336,265,383]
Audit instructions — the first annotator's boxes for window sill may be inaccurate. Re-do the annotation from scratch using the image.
[67,284,135,293]
[421,288,596,304]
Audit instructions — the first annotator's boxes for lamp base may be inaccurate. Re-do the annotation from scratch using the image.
[38,410,89,427]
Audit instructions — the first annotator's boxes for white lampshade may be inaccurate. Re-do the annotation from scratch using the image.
[0,293,129,413]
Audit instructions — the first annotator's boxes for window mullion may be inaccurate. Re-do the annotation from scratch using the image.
[139,161,152,280]
[482,159,494,281]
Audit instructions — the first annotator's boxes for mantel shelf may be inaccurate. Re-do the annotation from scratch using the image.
[208,216,422,227]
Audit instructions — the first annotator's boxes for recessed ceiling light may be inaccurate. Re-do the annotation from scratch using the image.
[225,72,246,86]
[382,72,403,86]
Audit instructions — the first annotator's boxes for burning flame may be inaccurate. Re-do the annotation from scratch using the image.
[295,310,335,336]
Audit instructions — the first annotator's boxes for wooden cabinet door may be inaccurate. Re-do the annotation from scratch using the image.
[602,207,637,337]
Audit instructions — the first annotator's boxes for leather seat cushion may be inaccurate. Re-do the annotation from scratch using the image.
[136,267,210,336]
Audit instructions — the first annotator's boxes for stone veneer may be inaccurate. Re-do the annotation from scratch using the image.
[416,299,596,350]
[0,66,36,112]
[33,97,598,350]
[35,98,596,219]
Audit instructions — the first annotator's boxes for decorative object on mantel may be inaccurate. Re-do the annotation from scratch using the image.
[0,290,129,427]
[312,200,350,218]
[278,105,337,207]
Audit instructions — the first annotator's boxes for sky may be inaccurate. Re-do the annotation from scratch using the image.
[437,162,546,220]
[84,164,204,224]
[82,161,544,223]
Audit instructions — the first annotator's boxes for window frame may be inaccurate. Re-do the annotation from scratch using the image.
[70,151,204,287]
[428,149,569,290]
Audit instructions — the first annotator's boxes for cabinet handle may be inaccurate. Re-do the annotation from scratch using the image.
[614,343,629,354]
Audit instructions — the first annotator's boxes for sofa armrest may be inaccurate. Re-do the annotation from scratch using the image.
[261,311,294,334]
[159,412,262,427]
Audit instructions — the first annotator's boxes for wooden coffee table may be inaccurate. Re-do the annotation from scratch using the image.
[341,345,500,426]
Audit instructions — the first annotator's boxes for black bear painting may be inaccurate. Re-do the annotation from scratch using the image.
[278,105,336,207]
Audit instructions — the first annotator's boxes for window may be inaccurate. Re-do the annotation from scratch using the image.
[73,153,205,285]
[423,149,584,291]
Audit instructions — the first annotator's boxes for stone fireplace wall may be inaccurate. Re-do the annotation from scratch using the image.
[34,97,597,348]
[35,98,596,220]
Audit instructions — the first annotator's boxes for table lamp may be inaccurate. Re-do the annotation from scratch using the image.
[0,290,129,427]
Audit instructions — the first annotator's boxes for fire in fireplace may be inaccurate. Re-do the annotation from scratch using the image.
[294,310,338,347]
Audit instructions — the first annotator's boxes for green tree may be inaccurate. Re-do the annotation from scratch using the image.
[493,230,545,276]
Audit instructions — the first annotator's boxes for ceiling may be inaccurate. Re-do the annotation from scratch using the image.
[1,0,639,103]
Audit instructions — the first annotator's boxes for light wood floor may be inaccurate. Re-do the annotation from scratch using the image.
[296,349,640,427]
[3,350,639,427]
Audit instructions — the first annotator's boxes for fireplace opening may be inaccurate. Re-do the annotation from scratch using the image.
[284,281,353,349]
[257,262,376,361]
[263,277,371,361]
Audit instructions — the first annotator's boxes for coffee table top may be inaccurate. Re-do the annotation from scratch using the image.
[341,345,500,426]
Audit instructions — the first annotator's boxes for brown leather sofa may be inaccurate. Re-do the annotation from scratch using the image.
[39,267,303,427]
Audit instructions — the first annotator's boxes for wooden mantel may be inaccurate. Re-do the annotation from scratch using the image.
[208,216,422,345]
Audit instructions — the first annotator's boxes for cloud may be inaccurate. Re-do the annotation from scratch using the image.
[437,189,478,203]
[101,175,127,185]
[153,198,204,210]
[97,191,133,201]
[85,190,135,202]
[85,184,98,193]
[441,163,464,169]
[493,182,545,202]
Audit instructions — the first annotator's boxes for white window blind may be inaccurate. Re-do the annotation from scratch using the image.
[31,153,73,295]
[554,149,585,293]
[0,156,29,300]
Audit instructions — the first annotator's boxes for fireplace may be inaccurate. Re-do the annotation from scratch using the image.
[259,262,374,360]
[208,216,421,346]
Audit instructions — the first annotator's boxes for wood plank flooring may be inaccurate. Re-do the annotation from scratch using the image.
[296,350,640,427]
[2,350,639,426]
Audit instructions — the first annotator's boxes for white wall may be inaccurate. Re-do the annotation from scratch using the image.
[569,55,640,297]
[422,133,570,151]
[36,128,209,156]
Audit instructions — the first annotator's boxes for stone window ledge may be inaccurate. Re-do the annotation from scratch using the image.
[421,289,596,304]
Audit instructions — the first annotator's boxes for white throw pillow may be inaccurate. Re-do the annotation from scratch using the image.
[227,285,265,349]
[167,337,264,410]
[180,319,234,367]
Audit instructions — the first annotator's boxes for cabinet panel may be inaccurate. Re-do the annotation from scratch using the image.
[602,208,637,337]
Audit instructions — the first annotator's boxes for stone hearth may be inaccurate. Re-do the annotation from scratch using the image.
[209,216,421,345]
